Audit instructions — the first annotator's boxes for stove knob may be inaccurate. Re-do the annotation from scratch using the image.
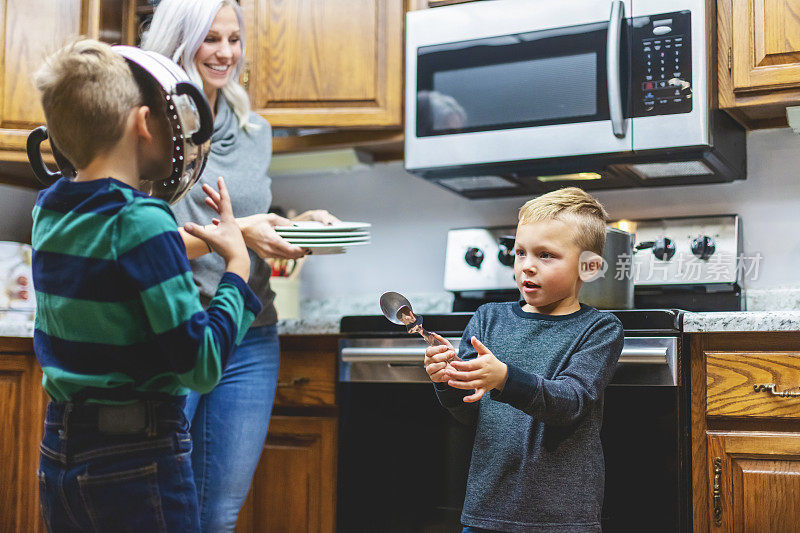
[497,236,515,267]
[464,247,485,268]
[691,235,716,260]
[652,237,676,261]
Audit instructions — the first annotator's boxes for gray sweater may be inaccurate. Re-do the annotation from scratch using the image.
[171,97,277,326]
[435,302,624,532]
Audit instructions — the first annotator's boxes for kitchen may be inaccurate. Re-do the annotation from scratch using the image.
[2,0,800,531]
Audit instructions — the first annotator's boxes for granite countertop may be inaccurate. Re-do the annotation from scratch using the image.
[682,311,800,333]
[3,289,800,338]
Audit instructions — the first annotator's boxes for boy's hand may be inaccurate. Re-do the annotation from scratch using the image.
[183,177,251,281]
[202,182,306,260]
[447,337,508,403]
[424,333,458,383]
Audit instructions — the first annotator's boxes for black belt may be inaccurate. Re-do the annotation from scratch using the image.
[48,399,185,436]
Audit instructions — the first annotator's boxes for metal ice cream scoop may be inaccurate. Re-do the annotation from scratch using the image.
[379,291,446,347]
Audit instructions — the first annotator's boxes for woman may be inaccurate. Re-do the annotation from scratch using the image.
[142,2,338,530]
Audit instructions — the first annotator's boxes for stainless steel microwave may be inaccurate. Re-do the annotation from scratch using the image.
[404,0,746,199]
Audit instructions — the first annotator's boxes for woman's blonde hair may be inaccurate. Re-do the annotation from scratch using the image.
[518,187,609,255]
[141,0,254,130]
[33,39,141,170]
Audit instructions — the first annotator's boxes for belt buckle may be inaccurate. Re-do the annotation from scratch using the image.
[97,402,147,435]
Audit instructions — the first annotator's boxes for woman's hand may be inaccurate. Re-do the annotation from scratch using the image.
[292,209,341,226]
[238,213,307,260]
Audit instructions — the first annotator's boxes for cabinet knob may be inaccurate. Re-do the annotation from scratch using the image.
[713,457,722,526]
[754,383,800,398]
[241,63,251,91]
[277,376,310,388]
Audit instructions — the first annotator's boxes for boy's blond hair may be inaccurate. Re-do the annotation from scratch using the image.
[518,187,609,255]
[33,39,141,170]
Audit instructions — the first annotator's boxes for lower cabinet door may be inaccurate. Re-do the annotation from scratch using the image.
[707,431,800,532]
[0,353,48,533]
[236,415,337,533]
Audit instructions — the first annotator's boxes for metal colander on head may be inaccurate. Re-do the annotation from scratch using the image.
[27,46,213,205]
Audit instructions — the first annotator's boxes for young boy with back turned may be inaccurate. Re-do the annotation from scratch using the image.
[31,39,260,531]
[425,187,625,533]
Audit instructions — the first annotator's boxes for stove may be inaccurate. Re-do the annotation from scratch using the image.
[443,214,743,312]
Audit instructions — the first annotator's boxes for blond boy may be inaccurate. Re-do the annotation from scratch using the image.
[31,39,258,531]
[425,187,624,533]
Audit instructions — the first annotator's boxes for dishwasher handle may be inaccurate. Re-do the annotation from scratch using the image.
[342,345,668,365]
[341,346,456,364]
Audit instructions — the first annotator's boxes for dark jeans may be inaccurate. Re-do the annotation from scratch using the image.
[37,399,198,532]
[463,528,503,533]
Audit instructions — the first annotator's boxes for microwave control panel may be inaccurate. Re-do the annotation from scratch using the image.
[630,11,692,117]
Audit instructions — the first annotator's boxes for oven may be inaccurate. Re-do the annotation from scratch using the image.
[337,311,690,532]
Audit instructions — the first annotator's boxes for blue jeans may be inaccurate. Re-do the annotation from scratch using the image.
[38,399,197,532]
[184,324,280,532]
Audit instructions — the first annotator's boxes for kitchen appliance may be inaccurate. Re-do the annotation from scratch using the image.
[627,214,743,311]
[444,226,635,310]
[404,0,746,198]
[338,310,689,532]
[444,215,743,312]
[337,215,743,531]
[27,46,212,205]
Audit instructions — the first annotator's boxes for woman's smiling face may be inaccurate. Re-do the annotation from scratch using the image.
[194,5,242,98]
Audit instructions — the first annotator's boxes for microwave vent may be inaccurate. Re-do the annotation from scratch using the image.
[435,176,517,192]
[628,161,714,179]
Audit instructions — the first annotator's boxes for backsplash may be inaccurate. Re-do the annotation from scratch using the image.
[271,127,800,303]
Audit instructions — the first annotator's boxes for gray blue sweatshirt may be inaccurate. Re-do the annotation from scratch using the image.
[435,302,624,532]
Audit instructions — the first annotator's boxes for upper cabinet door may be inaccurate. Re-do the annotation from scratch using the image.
[731,0,800,93]
[0,0,96,152]
[240,0,403,128]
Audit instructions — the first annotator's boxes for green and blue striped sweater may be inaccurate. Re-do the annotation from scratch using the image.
[31,177,261,404]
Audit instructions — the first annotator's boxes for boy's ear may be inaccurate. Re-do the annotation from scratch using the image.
[133,106,154,143]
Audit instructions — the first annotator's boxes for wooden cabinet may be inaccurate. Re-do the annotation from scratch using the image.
[0,0,128,188]
[691,332,800,532]
[718,0,800,128]
[236,335,339,533]
[0,337,47,533]
[235,416,337,533]
[707,431,800,531]
[240,0,403,128]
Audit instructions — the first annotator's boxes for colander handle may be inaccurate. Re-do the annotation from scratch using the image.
[175,82,214,145]
[26,127,62,186]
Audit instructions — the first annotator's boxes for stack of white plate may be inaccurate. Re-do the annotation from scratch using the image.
[275,221,372,255]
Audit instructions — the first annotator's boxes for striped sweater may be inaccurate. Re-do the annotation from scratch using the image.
[31,177,261,404]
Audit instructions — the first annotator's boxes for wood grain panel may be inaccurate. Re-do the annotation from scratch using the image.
[760,0,800,61]
[708,431,800,532]
[0,352,47,533]
[732,0,800,93]
[0,358,25,529]
[691,335,710,533]
[707,352,800,419]
[274,335,338,408]
[1,0,83,128]
[267,0,376,102]
[236,416,337,533]
[244,0,403,127]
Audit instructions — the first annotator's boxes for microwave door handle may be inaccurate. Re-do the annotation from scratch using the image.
[607,0,626,138]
